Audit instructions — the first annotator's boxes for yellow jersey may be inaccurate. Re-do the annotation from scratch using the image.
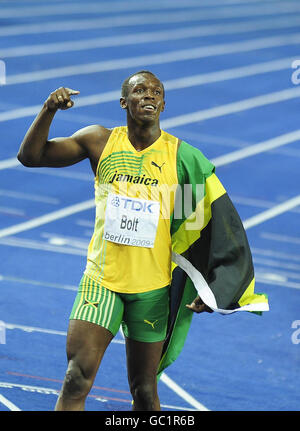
[84,126,179,293]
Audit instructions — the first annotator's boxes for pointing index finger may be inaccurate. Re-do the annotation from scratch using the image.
[65,88,80,96]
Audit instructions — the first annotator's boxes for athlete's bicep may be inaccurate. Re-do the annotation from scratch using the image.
[41,136,87,167]
[39,125,109,168]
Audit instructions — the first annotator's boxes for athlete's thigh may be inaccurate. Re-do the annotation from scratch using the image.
[66,320,113,379]
[125,337,165,385]
[67,275,124,378]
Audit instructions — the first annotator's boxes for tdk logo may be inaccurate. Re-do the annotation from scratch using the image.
[119,197,156,213]
[111,196,120,207]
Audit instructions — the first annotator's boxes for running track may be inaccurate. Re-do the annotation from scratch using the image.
[0,0,299,412]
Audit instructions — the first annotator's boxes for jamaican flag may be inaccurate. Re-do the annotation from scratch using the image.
[158,141,269,378]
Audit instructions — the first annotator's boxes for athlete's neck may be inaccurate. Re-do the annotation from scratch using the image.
[126,120,161,152]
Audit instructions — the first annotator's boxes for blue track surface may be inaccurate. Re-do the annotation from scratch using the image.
[0,0,299,412]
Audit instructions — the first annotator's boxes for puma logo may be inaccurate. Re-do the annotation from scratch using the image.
[144,319,158,329]
[151,161,165,173]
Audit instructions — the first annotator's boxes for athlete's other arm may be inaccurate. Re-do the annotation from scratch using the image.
[17,87,108,173]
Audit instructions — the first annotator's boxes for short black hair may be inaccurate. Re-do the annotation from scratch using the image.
[121,70,165,98]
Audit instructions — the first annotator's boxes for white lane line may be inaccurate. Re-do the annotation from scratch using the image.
[0,273,79,291]
[0,0,243,18]
[243,195,300,230]
[252,247,300,263]
[0,394,21,411]
[3,323,125,344]
[1,2,300,37]
[0,0,288,18]
[0,55,297,124]
[255,276,300,290]
[253,257,300,272]
[232,195,282,209]
[261,232,300,245]
[0,189,60,205]
[0,0,276,4]
[41,232,89,248]
[0,380,193,410]
[212,130,300,167]
[161,87,300,129]
[0,237,86,256]
[0,157,20,170]
[160,373,209,411]
[1,26,206,58]
[256,267,300,281]
[3,322,69,336]
[0,237,86,255]
[164,57,296,90]
[1,381,64,400]
[0,382,59,396]
[0,199,94,239]
[0,0,69,2]
[14,167,93,181]
[0,206,25,216]
[3,16,300,58]
[231,195,300,214]
[6,33,300,85]
[0,90,120,122]
[0,106,44,124]
[160,403,196,411]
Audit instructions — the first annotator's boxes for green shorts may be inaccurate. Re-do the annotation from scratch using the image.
[70,274,170,343]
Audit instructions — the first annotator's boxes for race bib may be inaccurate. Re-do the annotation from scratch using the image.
[103,193,160,248]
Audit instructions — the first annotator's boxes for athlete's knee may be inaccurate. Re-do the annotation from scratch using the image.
[61,360,92,399]
[130,379,157,410]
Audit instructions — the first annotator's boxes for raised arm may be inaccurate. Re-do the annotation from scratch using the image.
[17,87,107,170]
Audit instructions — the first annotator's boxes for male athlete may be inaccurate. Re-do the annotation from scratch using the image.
[17,71,207,411]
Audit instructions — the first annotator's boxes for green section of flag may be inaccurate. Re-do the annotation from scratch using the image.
[157,141,269,378]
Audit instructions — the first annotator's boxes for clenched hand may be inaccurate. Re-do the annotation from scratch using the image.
[46,87,80,112]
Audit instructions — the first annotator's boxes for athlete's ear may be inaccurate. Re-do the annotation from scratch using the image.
[120,97,127,109]
[160,100,165,113]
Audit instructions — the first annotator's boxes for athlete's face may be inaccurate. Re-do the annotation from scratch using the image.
[120,74,165,123]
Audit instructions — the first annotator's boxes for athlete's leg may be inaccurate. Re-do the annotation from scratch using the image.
[55,320,113,411]
[125,338,165,411]
[122,286,170,411]
[55,275,124,411]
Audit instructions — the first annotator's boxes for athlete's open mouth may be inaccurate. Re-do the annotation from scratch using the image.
[142,104,156,112]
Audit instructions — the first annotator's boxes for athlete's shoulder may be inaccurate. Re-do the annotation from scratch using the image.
[72,124,111,143]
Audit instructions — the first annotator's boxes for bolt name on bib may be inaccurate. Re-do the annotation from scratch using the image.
[103,193,160,248]
[120,215,139,231]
